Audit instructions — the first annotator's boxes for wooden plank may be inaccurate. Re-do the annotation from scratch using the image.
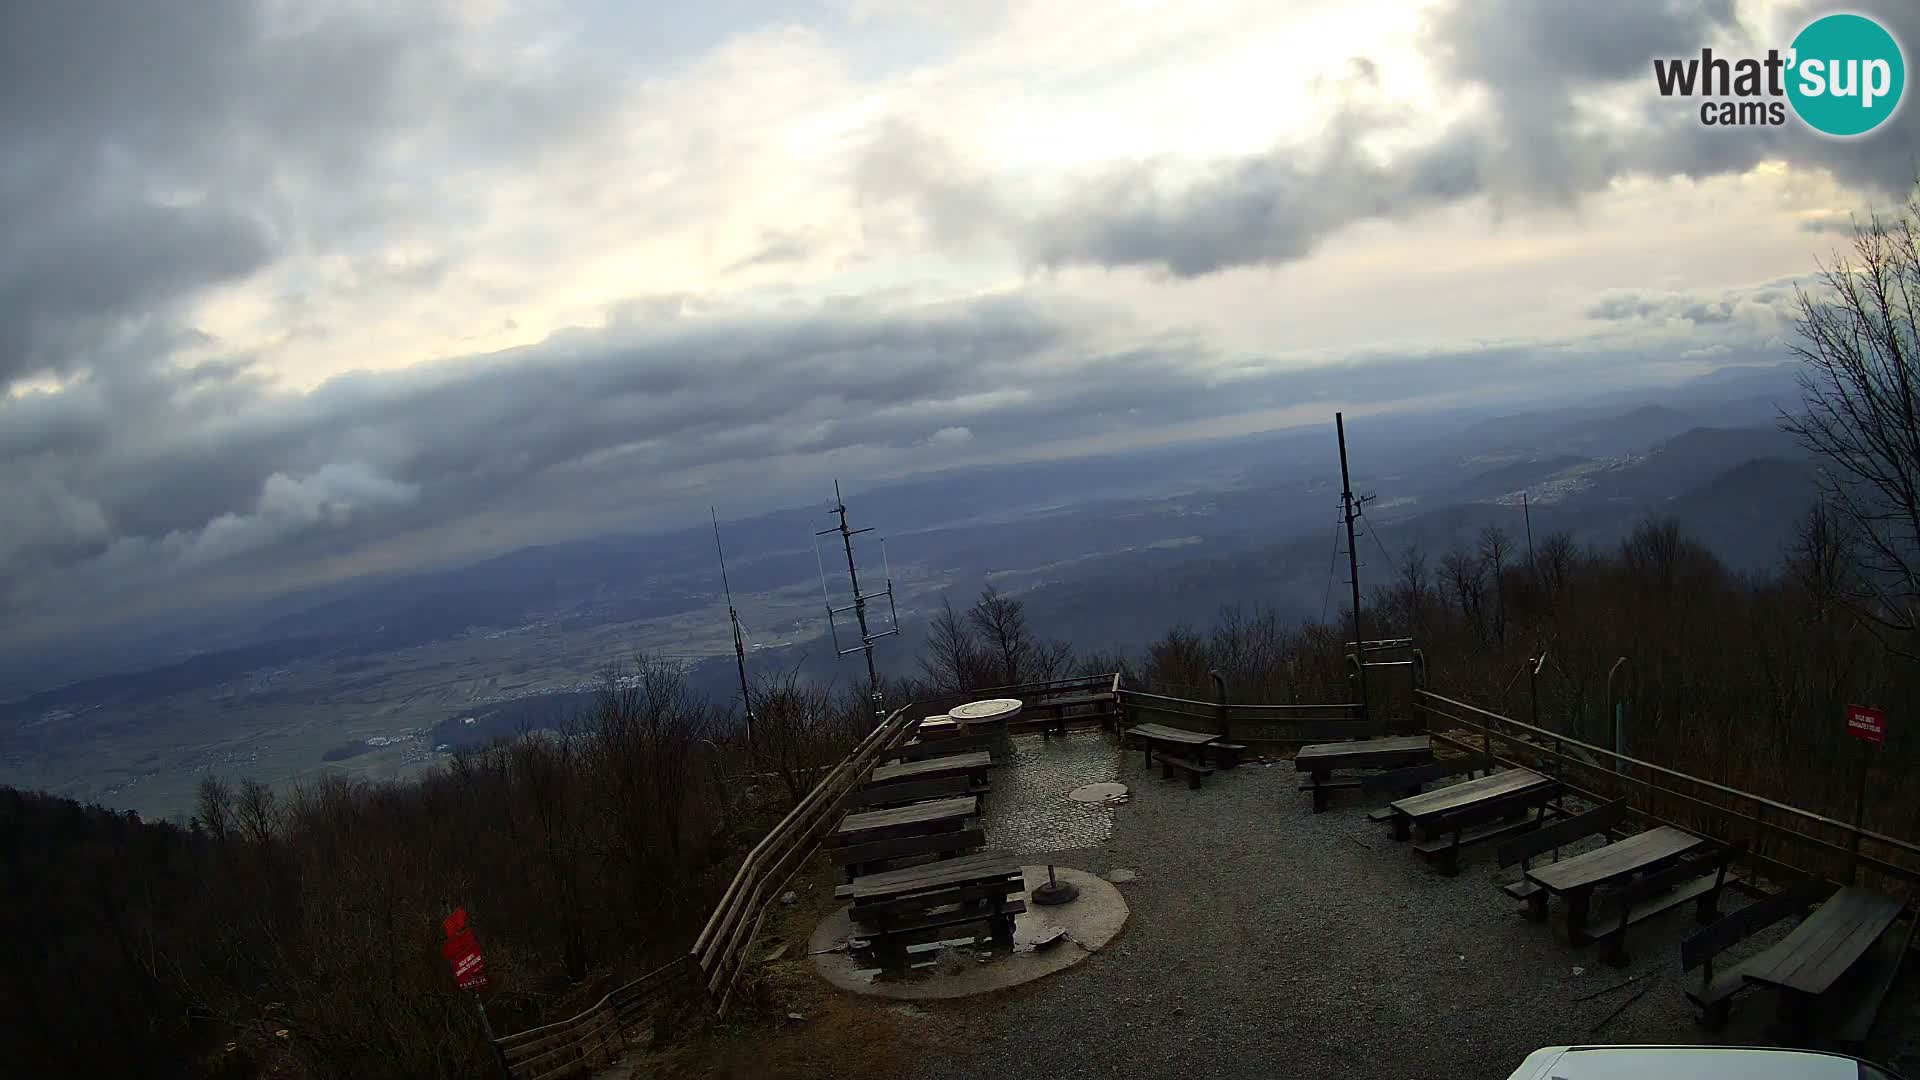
[1829,914,1917,1045]
[1412,808,1547,872]
[845,774,984,810]
[1294,735,1432,771]
[1125,723,1217,745]
[1743,886,1905,996]
[1496,800,1630,869]
[1360,757,1482,795]
[845,850,1023,900]
[1263,719,1385,743]
[884,732,998,762]
[1525,825,1703,894]
[1681,878,1834,973]
[1391,767,1550,821]
[870,752,992,785]
[834,796,976,842]
[851,877,1025,921]
[831,827,986,868]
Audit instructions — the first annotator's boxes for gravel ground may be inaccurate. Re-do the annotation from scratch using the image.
[911,735,1918,1080]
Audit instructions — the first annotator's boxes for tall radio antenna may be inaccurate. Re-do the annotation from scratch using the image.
[814,480,898,719]
[712,508,754,738]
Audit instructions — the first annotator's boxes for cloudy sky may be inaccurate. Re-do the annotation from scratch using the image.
[3,0,1917,650]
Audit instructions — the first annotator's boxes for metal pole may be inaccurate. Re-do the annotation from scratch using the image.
[1607,657,1628,776]
[1849,739,1870,885]
[475,993,513,1080]
[1336,412,1368,724]
[713,509,754,740]
[1210,669,1230,744]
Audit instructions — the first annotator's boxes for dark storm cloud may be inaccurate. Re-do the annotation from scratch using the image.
[874,0,1919,278]
[0,0,603,389]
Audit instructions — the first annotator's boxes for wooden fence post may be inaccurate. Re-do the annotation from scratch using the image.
[1210,670,1230,743]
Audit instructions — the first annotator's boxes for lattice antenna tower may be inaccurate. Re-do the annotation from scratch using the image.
[813,480,899,718]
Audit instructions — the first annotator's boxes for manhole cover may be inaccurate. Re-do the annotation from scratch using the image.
[1068,781,1129,803]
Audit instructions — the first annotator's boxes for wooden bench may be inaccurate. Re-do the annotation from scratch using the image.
[833,796,977,846]
[1213,742,1248,768]
[1153,751,1215,789]
[868,751,993,788]
[831,826,986,881]
[1525,824,1708,943]
[1680,877,1834,1029]
[1590,840,1745,968]
[1362,757,1487,822]
[1496,799,1630,912]
[1125,723,1218,769]
[842,773,986,811]
[1738,885,1907,1044]
[1295,735,1433,812]
[1826,910,1917,1050]
[1414,803,1552,877]
[881,731,1000,763]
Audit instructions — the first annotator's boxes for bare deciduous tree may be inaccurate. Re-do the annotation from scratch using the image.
[1784,189,1920,656]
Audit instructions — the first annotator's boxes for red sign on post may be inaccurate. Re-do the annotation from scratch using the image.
[1846,705,1886,744]
[442,908,490,993]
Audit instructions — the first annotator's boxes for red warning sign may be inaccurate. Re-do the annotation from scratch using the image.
[441,908,490,993]
[1847,705,1886,744]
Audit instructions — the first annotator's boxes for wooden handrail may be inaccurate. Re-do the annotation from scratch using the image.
[1416,690,1920,863]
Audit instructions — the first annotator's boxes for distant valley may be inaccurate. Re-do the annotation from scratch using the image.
[0,364,1817,821]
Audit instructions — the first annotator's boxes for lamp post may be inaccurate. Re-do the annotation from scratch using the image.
[1607,657,1630,772]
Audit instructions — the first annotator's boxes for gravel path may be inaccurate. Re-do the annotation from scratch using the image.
[913,735,1916,1080]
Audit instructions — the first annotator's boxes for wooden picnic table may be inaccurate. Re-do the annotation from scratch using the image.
[843,850,1024,903]
[834,795,976,845]
[1389,767,1553,842]
[1296,735,1434,811]
[1741,886,1905,999]
[842,850,1028,967]
[869,750,992,786]
[1295,734,1432,772]
[1524,824,1706,942]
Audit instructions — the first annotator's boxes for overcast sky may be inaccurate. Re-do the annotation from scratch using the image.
[3,0,1917,649]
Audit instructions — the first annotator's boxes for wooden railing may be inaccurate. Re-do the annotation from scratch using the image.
[498,957,691,1080]
[491,671,1128,1072]
[1118,688,1361,742]
[1416,689,1920,896]
[689,703,923,1016]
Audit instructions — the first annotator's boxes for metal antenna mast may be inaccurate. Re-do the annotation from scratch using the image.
[1337,412,1369,723]
[815,480,898,719]
[712,508,754,738]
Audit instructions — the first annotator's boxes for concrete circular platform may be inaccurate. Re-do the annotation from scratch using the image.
[808,865,1128,1001]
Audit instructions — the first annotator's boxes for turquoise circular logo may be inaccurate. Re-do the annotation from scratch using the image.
[1787,13,1905,136]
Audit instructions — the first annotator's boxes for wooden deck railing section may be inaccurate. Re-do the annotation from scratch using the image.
[690,702,923,1016]
[498,958,691,1080]
[1415,689,1920,896]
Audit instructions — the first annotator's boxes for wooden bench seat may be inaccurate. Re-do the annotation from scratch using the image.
[1213,742,1247,768]
[831,826,986,882]
[1154,751,1214,789]
[1589,841,1744,968]
[882,730,999,762]
[1414,807,1549,876]
[1828,912,1917,1048]
[1496,800,1629,917]
[1680,877,1833,1028]
[844,773,987,811]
